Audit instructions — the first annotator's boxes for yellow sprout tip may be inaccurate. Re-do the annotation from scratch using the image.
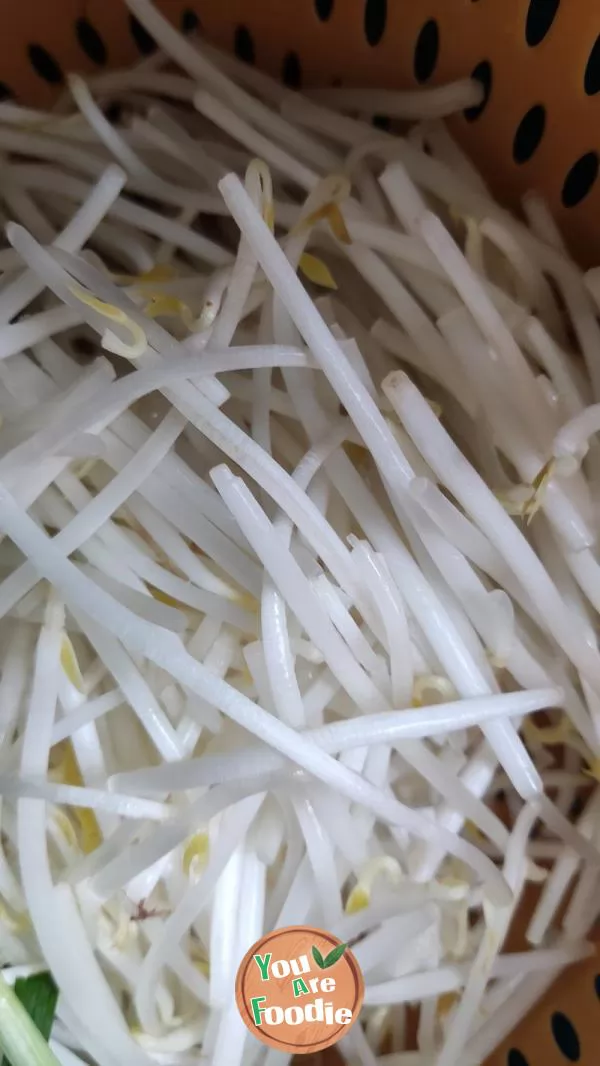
[53,742,102,853]
[437,992,459,1018]
[523,715,572,748]
[464,819,484,843]
[183,832,209,876]
[144,294,193,327]
[299,253,337,290]
[300,202,352,245]
[0,901,30,935]
[584,758,600,782]
[53,810,79,851]
[137,264,177,285]
[60,635,84,692]
[345,886,370,915]
[69,285,125,323]
[69,285,147,359]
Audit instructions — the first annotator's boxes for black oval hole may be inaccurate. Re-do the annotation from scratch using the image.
[507,1051,531,1066]
[0,82,13,101]
[75,18,108,66]
[129,15,157,55]
[513,104,546,164]
[315,0,334,20]
[595,973,600,999]
[550,1012,581,1061]
[414,19,439,83]
[364,0,387,47]
[105,101,123,124]
[464,60,492,121]
[562,151,599,208]
[372,113,391,130]
[585,35,600,95]
[568,791,585,819]
[72,335,98,359]
[282,51,302,90]
[181,9,200,35]
[234,25,255,65]
[525,0,560,47]
[28,44,64,85]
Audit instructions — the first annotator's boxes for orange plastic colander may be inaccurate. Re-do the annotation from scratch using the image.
[5,0,600,267]
[2,2,600,1065]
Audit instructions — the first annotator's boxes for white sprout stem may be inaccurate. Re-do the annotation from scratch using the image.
[212,462,512,857]
[0,172,55,243]
[350,541,414,708]
[110,688,563,795]
[133,793,264,1034]
[209,841,245,1007]
[0,485,511,900]
[0,973,62,1066]
[0,306,83,362]
[525,317,587,421]
[211,465,396,715]
[125,0,336,173]
[17,604,147,1065]
[464,969,555,1065]
[0,345,309,484]
[0,165,126,326]
[7,169,232,265]
[382,165,555,445]
[293,793,344,927]
[554,404,600,461]
[213,180,525,765]
[527,789,600,945]
[261,423,349,728]
[195,91,318,193]
[213,178,559,828]
[68,76,156,184]
[0,22,599,1065]
[437,802,539,1066]
[306,80,483,120]
[72,611,186,763]
[210,850,265,1066]
[0,409,186,620]
[328,452,547,809]
[0,777,171,821]
[365,969,463,1007]
[51,690,124,744]
[384,371,600,692]
[209,174,259,349]
[218,172,418,496]
[0,625,31,753]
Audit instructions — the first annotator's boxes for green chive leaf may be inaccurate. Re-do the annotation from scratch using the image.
[0,972,59,1066]
[311,945,326,969]
[323,942,348,968]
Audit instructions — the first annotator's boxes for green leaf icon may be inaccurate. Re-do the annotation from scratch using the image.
[323,942,348,968]
[311,945,326,969]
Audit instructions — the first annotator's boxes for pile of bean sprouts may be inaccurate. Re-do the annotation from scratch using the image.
[0,2,600,1064]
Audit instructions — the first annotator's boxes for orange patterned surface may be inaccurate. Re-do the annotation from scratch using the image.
[5,1,600,264]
